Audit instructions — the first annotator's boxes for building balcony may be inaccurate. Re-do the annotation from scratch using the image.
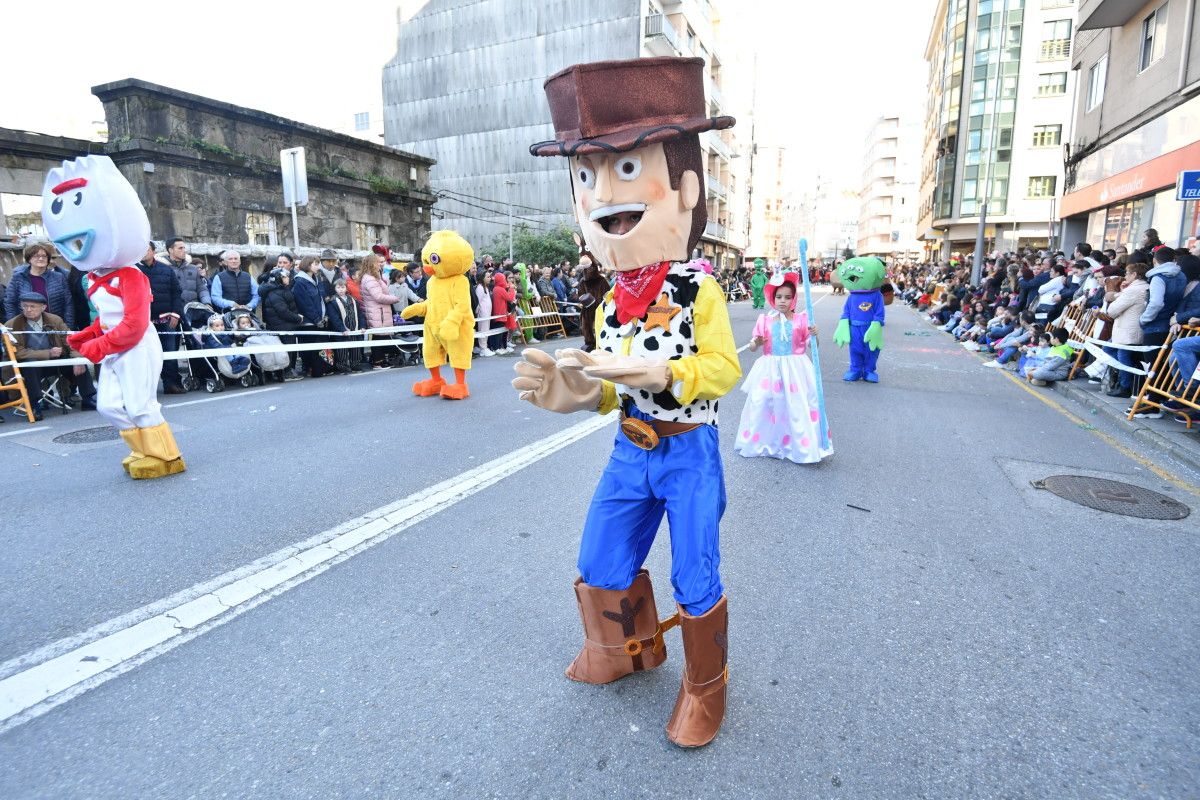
[644,14,684,57]
[706,130,733,160]
[1039,38,1071,61]
[704,74,725,112]
[704,220,728,241]
[1079,0,1145,31]
[706,174,728,199]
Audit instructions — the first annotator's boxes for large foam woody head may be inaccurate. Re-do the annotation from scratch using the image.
[531,57,735,272]
[41,155,150,272]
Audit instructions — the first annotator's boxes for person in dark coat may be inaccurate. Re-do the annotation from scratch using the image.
[260,270,305,381]
[3,243,74,329]
[290,257,330,378]
[67,265,94,331]
[137,244,186,393]
[326,278,365,372]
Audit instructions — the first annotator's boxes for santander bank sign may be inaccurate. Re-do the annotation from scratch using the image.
[1061,140,1200,218]
[1098,175,1146,205]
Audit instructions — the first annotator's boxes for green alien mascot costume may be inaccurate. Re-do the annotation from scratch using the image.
[515,262,538,344]
[750,259,768,309]
[832,256,887,383]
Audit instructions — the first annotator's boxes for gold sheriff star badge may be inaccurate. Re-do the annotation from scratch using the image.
[643,293,681,331]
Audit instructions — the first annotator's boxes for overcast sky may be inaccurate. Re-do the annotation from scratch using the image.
[3,0,933,194]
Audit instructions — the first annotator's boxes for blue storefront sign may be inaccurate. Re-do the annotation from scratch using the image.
[1177,170,1200,200]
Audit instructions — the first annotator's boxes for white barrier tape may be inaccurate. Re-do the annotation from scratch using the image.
[1078,340,1151,376]
[2,309,581,336]
[2,314,516,339]
[0,324,536,370]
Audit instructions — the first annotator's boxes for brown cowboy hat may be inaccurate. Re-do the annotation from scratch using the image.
[530,56,735,158]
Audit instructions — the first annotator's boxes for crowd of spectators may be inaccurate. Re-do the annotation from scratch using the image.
[1,238,612,420]
[899,228,1200,422]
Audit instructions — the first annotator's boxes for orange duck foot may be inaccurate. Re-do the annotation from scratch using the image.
[439,382,469,400]
[412,378,447,397]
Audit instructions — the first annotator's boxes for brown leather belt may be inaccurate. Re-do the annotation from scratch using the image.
[619,404,702,450]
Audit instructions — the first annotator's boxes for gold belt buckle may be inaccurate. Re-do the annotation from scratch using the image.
[621,417,659,450]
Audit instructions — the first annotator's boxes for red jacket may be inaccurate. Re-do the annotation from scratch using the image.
[491,273,516,316]
[67,266,152,363]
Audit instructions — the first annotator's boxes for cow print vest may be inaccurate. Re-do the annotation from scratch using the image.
[596,262,719,425]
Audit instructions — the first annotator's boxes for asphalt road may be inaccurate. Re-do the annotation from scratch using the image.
[1,287,1197,799]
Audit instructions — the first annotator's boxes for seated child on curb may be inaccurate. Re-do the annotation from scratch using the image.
[1024,326,1074,386]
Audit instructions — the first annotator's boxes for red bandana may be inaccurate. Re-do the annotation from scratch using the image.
[613,261,671,324]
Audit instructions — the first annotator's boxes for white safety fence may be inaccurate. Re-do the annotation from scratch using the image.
[2,307,582,371]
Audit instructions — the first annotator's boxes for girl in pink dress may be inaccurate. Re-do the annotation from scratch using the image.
[735,273,832,464]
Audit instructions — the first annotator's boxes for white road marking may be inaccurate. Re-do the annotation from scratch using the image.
[0,425,49,439]
[0,413,615,732]
[164,387,280,408]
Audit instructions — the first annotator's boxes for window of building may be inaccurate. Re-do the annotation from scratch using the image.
[1086,56,1108,111]
[409,166,418,181]
[1032,124,1062,147]
[245,212,277,246]
[1036,72,1068,96]
[353,222,382,251]
[1027,176,1058,197]
[1040,19,1072,60]
[1140,2,1169,72]
[354,112,370,131]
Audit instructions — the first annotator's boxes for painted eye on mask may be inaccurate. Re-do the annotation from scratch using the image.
[429,253,441,265]
[614,155,642,182]
[575,163,596,190]
[50,197,64,216]
[73,192,83,206]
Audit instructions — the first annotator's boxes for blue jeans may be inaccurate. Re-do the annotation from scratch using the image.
[1104,346,1139,391]
[578,404,725,616]
[1168,337,1200,392]
[997,346,1020,364]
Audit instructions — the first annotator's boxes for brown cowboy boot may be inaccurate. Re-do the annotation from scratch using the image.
[566,570,672,684]
[665,595,728,748]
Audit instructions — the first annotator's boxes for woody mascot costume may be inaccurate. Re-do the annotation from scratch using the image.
[511,57,740,748]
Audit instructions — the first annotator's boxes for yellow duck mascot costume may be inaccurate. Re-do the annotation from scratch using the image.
[401,230,476,400]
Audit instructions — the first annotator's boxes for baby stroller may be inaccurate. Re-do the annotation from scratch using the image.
[190,315,258,393]
[235,312,291,382]
[179,302,218,392]
[395,332,422,367]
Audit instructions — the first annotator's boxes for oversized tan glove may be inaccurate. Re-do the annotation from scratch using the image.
[511,348,603,414]
[556,348,671,394]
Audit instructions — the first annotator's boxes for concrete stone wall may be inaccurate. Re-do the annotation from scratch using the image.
[93,79,437,255]
[383,0,641,248]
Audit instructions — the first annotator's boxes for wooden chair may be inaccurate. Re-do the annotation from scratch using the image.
[0,326,37,424]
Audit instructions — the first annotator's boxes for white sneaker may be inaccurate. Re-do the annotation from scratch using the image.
[481,348,495,357]
[528,337,540,344]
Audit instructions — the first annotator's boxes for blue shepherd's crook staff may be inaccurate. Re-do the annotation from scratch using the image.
[799,239,831,451]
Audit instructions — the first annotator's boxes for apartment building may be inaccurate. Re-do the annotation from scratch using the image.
[919,0,1077,261]
[382,0,747,266]
[858,115,922,260]
[747,145,786,260]
[1060,0,1200,250]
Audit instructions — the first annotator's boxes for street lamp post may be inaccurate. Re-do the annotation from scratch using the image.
[972,0,1010,287]
[504,179,517,262]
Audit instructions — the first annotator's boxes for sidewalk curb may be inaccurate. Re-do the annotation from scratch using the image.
[1051,379,1200,475]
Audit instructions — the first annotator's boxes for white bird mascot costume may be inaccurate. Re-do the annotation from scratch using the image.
[44,155,187,479]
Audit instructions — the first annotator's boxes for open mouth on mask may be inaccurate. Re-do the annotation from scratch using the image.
[53,229,96,262]
[589,203,646,237]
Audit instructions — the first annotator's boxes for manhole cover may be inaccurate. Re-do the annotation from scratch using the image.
[1031,475,1191,520]
[52,426,120,444]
